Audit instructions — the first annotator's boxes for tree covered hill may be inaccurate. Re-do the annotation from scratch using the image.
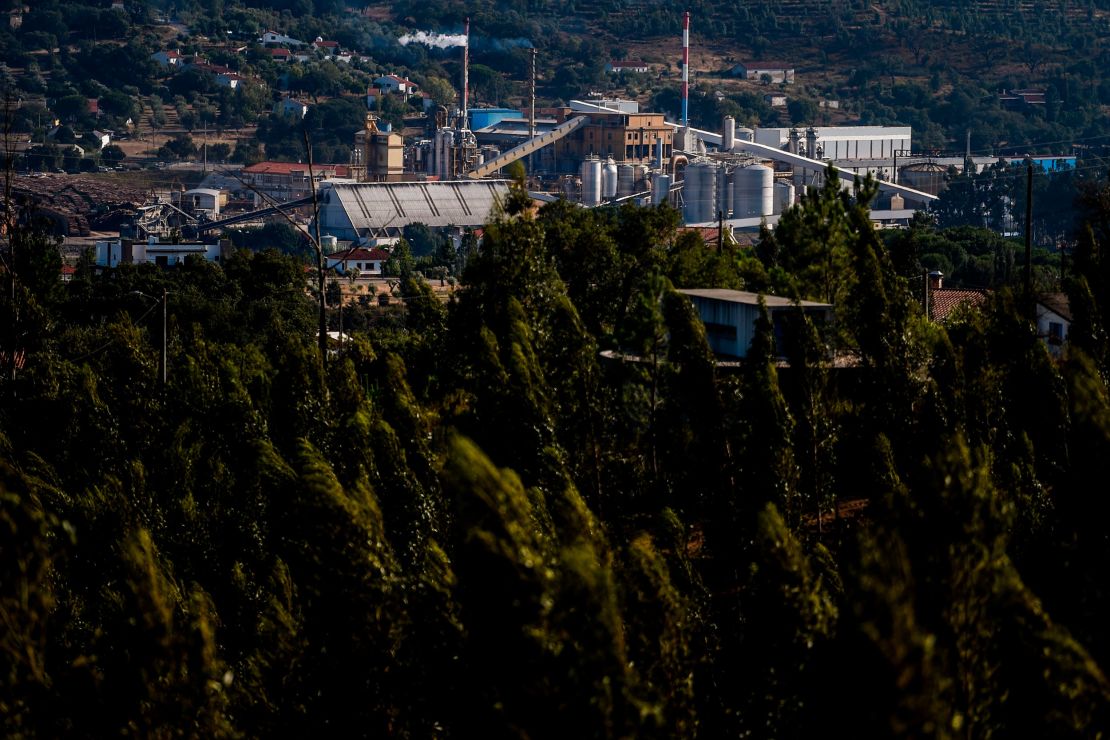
[4,174,1110,735]
[7,0,1110,155]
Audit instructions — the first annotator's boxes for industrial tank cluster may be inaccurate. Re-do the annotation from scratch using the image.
[681,158,793,224]
[579,156,653,206]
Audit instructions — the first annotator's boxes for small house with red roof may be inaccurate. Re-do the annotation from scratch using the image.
[374,74,418,95]
[927,272,988,323]
[326,246,391,276]
[150,49,182,68]
[313,37,340,55]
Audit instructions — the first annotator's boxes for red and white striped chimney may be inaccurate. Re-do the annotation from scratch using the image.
[462,17,470,129]
[681,10,690,127]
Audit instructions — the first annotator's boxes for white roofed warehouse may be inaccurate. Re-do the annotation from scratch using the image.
[315,180,511,241]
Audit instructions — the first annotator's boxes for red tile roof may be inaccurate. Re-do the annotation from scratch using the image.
[270,48,291,57]
[329,247,390,262]
[931,288,988,322]
[314,40,339,48]
[242,161,350,176]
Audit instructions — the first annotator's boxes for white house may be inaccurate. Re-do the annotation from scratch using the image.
[313,38,340,55]
[273,98,308,119]
[91,129,111,148]
[94,236,232,268]
[215,72,244,89]
[261,30,303,46]
[732,62,795,84]
[374,74,418,95]
[150,50,182,68]
[269,47,292,63]
[1036,293,1071,356]
[678,288,832,358]
[326,246,390,276]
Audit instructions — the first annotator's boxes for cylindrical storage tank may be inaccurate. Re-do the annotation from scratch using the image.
[602,157,618,199]
[652,174,672,205]
[732,163,774,218]
[683,161,718,223]
[581,156,602,206]
[722,116,736,152]
[633,164,649,191]
[773,180,796,215]
[321,234,339,253]
[899,162,947,196]
[736,126,754,143]
[617,164,635,198]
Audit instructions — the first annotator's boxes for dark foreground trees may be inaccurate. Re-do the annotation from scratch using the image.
[3,176,1110,736]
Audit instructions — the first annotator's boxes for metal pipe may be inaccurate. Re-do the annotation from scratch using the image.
[670,153,688,177]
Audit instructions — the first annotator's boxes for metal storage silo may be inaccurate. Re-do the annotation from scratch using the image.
[602,157,619,199]
[683,160,718,223]
[722,115,736,152]
[899,162,948,196]
[617,163,636,198]
[633,164,649,191]
[732,163,774,218]
[652,174,672,205]
[581,155,602,206]
[773,180,796,215]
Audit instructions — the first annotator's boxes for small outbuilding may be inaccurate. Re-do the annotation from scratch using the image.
[678,288,832,358]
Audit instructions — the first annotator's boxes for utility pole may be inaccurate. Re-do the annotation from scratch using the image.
[1024,156,1034,320]
[160,288,168,386]
[529,47,536,174]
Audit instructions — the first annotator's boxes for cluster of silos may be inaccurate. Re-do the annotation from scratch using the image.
[581,156,656,205]
[616,163,650,199]
[681,159,776,224]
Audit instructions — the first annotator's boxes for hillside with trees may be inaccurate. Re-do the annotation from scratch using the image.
[4,170,1110,735]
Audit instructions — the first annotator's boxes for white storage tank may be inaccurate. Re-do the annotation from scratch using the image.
[617,163,636,198]
[732,163,774,218]
[722,116,736,152]
[602,157,618,199]
[581,155,602,206]
[773,180,796,215]
[321,234,339,253]
[683,160,719,223]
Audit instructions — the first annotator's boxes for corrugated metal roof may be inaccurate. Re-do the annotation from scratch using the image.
[679,288,832,309]
[319,180,511,231]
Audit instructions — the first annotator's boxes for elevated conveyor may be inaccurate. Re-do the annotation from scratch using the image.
[465,116,589,179]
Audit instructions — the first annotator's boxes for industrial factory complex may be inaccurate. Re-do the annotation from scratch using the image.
[55,11,970,269]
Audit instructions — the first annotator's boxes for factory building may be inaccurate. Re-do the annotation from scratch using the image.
[349,114,405,182]
[315,180,511,241]
[755,126,912,160]
[543,110,673,172]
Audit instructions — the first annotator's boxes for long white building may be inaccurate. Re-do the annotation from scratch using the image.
[754,126,912,160]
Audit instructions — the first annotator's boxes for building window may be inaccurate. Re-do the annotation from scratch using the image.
[1048,321,1064,344]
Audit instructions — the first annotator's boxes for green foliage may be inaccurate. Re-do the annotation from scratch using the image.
[4,183,1110,737]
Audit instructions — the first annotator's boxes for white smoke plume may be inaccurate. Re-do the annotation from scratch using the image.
[398,31,468,48]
